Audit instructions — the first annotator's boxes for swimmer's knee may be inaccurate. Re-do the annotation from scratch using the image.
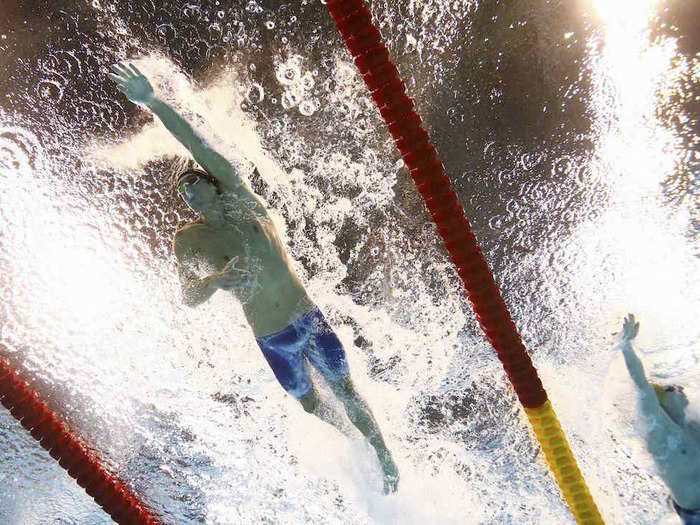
[336,374,351,386]
[331,375,355,398]
[299,389,318,414]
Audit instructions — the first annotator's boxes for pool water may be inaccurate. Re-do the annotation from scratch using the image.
[0,1,697,523]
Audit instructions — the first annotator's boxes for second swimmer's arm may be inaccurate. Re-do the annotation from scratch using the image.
[619,314,656,397]
[620,342,650,391]
[618,314,676,455]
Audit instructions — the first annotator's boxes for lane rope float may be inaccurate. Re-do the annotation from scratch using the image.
[0,352,159,525]
[324,1,604,523]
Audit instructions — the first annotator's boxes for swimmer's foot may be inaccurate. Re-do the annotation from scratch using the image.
[378,450,399,494]
[622,313,639,342]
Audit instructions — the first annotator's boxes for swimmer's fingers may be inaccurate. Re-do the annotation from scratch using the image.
[108,75,130,96]
[224,257,252,275]
[225,266,251,277]
[215,273,248,290]
[108,65,124,81]
[107,72,123,86]
[116,61,136,78]
[129,63,145,78]
[223,256,239,271]
[222,264,251,279]
[110,63,128,76]
[115,62,139,81]
[109,64,131,82]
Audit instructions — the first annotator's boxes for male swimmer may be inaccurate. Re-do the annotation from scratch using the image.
[618,314,699,524]
[108,62,399,493]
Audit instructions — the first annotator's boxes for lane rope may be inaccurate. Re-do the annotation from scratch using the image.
[324,1,604,522]
[526,401,603,525]
[0,352,159,525]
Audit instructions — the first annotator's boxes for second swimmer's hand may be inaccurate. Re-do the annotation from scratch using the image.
[108,62,155,106]
[621,313,640,343]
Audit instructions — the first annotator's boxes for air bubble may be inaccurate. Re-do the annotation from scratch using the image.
[301,72,314,90]
[276,63,300,86]
[270,119,283,135]
[265,21,275,30]
[405,34,417,53]
[299,100,316,116]
[36,79,65,103]
[245,83,265,104]
[281,91,300,110]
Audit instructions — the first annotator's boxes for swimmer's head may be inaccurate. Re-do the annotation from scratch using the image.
[176,168,221,213]
[652,383,689,424]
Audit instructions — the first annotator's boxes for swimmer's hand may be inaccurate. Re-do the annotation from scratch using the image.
[622,313,639,342]
[211,257,252,291]
[108,62,155,106]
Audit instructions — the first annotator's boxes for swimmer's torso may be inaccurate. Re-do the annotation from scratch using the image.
[651,423,700,509]
[175,195,313,337]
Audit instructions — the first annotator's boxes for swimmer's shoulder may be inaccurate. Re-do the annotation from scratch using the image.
[174,222,207,256]
[218,167,270,218]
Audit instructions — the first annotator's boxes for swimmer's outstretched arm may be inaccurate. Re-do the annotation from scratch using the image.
[619,314,650,390]
[618,314,676,454]
[108,62,243,193]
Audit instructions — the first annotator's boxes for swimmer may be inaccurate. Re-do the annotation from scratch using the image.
[108,62,399,493]
[617,314,700,524]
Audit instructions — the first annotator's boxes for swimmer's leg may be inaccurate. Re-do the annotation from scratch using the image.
[329,376,399,494]
[298,385,349,437]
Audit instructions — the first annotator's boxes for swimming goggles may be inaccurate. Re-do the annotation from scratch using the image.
[177,169,219,195]
[178,173,205,194]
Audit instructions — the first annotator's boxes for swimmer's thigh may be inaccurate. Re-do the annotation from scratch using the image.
[256,341,313,399]
[306,312,350,384]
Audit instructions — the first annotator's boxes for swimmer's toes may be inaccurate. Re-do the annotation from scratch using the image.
[383,474,399,495]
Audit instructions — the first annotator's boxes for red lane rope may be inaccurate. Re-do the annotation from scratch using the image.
[325,0,547,408]
[0,354,160,525]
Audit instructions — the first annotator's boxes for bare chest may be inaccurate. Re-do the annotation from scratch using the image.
[184,219,275,273]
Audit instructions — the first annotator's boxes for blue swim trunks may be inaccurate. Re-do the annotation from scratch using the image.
[674,500,700,525]
[255,306,350,399]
